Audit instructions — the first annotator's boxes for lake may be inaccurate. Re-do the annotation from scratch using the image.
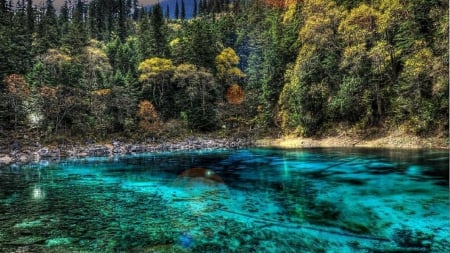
[0,148,448,252]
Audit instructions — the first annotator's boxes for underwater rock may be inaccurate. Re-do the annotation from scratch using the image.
[0,155,12,165]
[13,220,43,229]
[45,237,72,247]
[393,228,434,249]
[7,236,46,245]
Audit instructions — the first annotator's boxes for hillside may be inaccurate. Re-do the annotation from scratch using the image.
[0,0,448,146]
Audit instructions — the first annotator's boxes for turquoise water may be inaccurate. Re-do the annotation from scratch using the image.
[0,148,448,252]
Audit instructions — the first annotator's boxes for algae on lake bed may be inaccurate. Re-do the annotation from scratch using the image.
[0,148,448,252]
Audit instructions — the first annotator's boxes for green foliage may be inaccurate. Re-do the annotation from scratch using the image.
[138,57,175,118]
[172,64,219,130]
[328,77,367,122]
[0,0,447,139]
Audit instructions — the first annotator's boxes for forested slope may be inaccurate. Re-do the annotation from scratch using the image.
[0,0,448,143]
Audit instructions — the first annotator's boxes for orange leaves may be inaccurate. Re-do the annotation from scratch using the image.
[137,100,159,122]
[38,86,57,98]
[137,100,160,132]
[226,84,245,105]
[3,74,29,96]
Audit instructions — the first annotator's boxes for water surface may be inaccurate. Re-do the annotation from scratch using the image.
[0,148,448,252]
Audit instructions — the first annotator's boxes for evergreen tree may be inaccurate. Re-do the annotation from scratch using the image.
[181,0,186,19]
[150,3,169,57]
[137,12,152,59]
[175,1,179,19]
[165,4,169,19]
[62,0,88,56]
[10,0,34,74]
[35,0,59,54]
[193,0,197,18]
[26,0,34,34]
[118,0,128,41]
[59,0,70,39]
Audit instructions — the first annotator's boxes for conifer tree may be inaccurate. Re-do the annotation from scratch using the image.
[175,1,179,19]
[10,0,34,74]
[193,0,197,18]
[35,0,59,54]
[150,3,169,57]
[118,0,128,41]
[181,0,186,19]
[165,4,169,19]
[26,0,34,34]
[62,0,88,56]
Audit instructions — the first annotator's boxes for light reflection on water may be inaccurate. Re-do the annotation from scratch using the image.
[0,148,448,252]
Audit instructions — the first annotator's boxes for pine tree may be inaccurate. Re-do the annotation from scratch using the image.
[118,0,127,41]
[26,0,34,34]
[0,0,10,24]
[137,12,152,59]
[175,1,179,19]
[11,0,34,74]
[151,3,169,57]
[165,4,169,19]
[62,0,88,56]
[193,0,197,18]
[59,0,70,39]
[35,0,59,54]
[180,0,186,19]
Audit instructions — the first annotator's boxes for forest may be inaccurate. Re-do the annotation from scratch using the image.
[0,0,448,143]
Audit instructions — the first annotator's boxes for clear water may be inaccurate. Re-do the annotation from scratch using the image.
[0,148,448,252]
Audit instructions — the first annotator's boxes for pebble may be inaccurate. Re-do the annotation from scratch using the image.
[0,137,253,167]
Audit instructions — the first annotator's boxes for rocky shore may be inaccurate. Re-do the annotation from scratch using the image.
[0,137,253,167]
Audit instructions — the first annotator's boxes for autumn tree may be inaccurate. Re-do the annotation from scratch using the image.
[172,63,218,130]
[138,57,175,118]
[81,40,113,91]
[215,47,245,97]
[0,74,30,130]
[278,0,344,136]
[332,4,382,124]
[137,99,159,132]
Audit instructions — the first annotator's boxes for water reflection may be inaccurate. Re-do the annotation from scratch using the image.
[0,148,448,252]
[31,184,46,200]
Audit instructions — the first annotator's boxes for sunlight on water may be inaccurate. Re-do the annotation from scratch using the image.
[0,148,448,252]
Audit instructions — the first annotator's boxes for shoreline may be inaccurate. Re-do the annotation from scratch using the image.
[0,137,253,167]
[255,134,449,150]
[0,133,448,167]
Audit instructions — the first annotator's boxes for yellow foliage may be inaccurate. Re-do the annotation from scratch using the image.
[299,0,344,47]
[92,88,112,96]
[368,41,393,74]
[169,38,181,48]
[377,0,407,35]
[282,0,298,23]
[338,4,381,45]
[215,47,245,83]
[340,44,366,70]
[42,49,72,65]
[138,57,175,82]
[84,46,112,72]
[403,47,433,80]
